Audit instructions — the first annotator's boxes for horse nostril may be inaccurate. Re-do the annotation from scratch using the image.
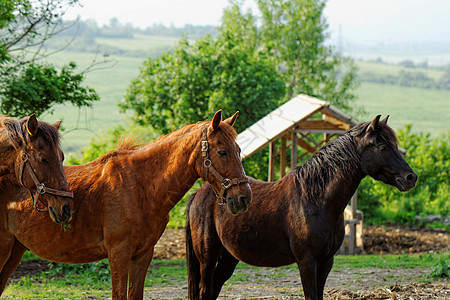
[238,195,247,206]
[63,205,72,218]
[227,196,234,203]
[406,173,417,182]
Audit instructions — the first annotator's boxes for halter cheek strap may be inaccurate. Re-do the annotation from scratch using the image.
[201,127,249,205]
[18,151,74,212]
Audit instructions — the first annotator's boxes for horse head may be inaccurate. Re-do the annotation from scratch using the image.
[355,115,417,191]
[1,114,73,224]
[201,110,252,214]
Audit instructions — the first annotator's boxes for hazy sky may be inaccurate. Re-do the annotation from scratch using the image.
[64,0,450,43]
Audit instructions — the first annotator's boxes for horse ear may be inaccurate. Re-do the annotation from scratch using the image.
[223,111,239,127]
[211,109,223,131]
[367,114,381,133]
[26,114,39,136]
[52,120,62,131]
[381,115,390,125]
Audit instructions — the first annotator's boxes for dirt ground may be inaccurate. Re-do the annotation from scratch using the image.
[11,224,450,299]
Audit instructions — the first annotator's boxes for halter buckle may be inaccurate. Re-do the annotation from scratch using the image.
[21,153,29,162]
[37,183,46,195]
[201,141,209,152]
[221,178,232,189]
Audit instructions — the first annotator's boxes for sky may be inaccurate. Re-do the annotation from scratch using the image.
[64,0,450,43]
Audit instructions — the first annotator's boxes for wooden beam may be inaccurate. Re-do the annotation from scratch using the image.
[280,137,287,178]
[297,119,345,131]
[268,141,276,182]
[290,131,298,169]
[322,114,351,130]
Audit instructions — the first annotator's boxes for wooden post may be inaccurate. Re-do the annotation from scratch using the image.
[291,131,298,169]
[351,191,357,218]
[268,141,276,182]
[280,137,287,178]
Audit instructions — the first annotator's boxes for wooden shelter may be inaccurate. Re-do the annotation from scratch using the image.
[236,94,363,254]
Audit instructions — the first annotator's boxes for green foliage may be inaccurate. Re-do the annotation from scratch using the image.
[256,0,358,109]
[428,256,450,278]
[0,62,99,117]
[120,33,284,135]
[358,125,450,224]
[0,0,99,118]
[67,123,156,165]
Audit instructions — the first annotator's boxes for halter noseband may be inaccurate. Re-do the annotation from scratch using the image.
[201,127,249,205]
[18,150,74,212]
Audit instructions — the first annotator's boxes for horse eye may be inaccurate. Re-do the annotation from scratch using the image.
[39,157,49,164]
[378,144,387,151]
[218,150,227,157]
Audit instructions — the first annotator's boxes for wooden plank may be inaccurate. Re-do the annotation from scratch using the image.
[290,132,298,169]
[297,119,343,131]
[280,137,287,178]
[268,142,276,182]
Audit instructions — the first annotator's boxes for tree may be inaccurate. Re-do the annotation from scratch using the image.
[120,34,285,134]
[255,0,357,109]
[0,0,99,117]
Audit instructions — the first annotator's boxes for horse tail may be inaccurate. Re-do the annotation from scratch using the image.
[186,192,201,299]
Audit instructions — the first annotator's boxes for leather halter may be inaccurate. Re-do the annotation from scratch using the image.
[17,151,74,212]
[201,127,249,205]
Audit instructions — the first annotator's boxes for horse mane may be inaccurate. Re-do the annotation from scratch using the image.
[0,115,60,150]
[148,120,237,149]
[94,120,237,165]
[292,120,397,204]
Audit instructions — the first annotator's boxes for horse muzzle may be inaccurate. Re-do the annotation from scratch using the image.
[227,190,252,215]
[395,171,418,192]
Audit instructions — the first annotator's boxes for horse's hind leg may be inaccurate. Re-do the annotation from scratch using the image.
[211,250,239,299]
[127,248,154,300]
[0,239,26,295]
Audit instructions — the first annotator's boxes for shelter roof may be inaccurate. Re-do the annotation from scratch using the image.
[237,94,356,159]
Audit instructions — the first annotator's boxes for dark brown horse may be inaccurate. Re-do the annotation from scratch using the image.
[186,115,418,300]
[0,110,251,299]
[0,115,73,224]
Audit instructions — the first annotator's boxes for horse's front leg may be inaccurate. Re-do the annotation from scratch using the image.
[108,242,132,300]
[316,257,334,300]
[0,239,26,295]
[128,247,154,300]
[297,258,318,300]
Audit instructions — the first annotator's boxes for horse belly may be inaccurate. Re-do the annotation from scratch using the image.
[219,228,295,267]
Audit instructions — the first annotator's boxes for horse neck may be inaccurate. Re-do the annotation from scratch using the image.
[132,124,205,214]
[0,135,16,177]
[296,134,364,217]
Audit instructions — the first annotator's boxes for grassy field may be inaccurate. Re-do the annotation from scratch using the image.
[354,81,450,136]
[3,252,448,299]
[38,34,450,155]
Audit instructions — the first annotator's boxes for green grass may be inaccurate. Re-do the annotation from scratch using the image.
[356,60,445,81]
[95,34,179,53]
[40,50,144,152]
[5,252,448,299]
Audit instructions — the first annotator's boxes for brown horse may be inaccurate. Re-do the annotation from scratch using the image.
[186,115,418,300]
[0,115,73,224]
[0,110,251,299]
